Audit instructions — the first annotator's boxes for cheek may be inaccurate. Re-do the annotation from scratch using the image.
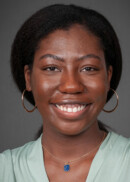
[93,83,108,102]
[84,76,108,102]
[30,74,56,104]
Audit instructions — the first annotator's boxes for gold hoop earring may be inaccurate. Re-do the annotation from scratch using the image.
[22,89,37,112]
[103,88,119,113]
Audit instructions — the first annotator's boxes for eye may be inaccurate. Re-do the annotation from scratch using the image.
[81,66,98,72]
[43,66,60,72]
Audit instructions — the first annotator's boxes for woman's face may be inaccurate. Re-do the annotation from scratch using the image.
[25,24,112,135]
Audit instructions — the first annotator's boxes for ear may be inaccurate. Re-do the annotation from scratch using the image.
[24,65,32,91]
[107,65,113,91]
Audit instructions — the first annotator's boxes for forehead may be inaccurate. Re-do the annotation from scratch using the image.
[35,24,103,56]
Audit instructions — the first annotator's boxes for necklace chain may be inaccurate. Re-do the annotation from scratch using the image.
[42,132,106,166]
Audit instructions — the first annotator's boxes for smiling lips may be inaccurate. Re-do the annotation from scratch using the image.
[55,104,87,113]
[52,102,92,119]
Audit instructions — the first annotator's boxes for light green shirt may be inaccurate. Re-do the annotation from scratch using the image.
[0,132,130,182]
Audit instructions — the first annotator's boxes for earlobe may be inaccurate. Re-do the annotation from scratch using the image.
[24,65,32,91]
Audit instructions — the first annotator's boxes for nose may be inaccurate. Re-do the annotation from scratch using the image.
[58,72,86,94]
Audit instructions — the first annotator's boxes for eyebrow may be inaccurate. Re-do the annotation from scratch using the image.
[39,53,102,62]
[39,54,64,62]
[78,54,102,61]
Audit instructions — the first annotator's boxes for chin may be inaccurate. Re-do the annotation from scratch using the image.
[54,121,94,136]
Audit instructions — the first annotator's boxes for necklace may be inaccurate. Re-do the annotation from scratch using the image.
[42,132,106,172]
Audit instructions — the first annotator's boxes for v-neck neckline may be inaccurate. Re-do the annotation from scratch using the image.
[37,132,112,182]
[85,132,111,181]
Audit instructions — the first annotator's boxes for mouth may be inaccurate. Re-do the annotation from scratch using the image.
[52,103,92,119]
[55,104,87,113]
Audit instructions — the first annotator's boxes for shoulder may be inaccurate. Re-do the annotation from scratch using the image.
[0,149,14,181]
[91,132,130,181]
[103,132,130,178]
[105,132,130,160]
[108,132,130,152]
[0,139,36,163]
[0,137,41,182]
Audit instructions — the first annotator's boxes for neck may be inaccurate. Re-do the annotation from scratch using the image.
[42,121,105,161]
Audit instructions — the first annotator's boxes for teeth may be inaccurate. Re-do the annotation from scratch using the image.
[73,107,77,112]
[68,108,72,112]
[78,106,80,111]
[56,104,86,113]
[64,107,67,111]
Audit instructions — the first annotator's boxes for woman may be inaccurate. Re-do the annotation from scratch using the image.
[0,4,130,182]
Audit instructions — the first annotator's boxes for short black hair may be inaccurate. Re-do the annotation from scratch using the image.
[11,4,122,105]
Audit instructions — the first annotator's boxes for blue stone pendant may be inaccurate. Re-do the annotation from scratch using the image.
[64,164,70,171]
